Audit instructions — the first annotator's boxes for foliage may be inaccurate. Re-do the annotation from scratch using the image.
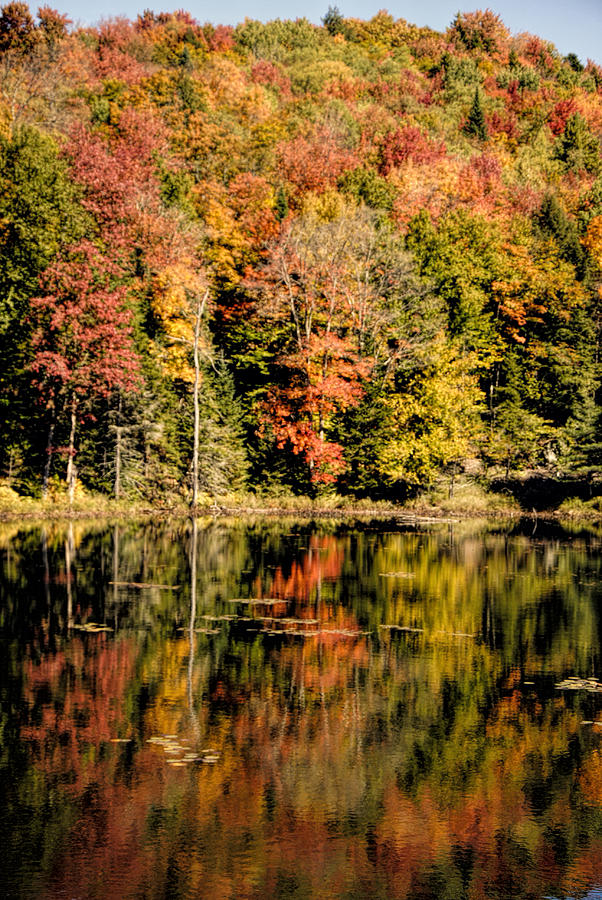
[1,4,602,498]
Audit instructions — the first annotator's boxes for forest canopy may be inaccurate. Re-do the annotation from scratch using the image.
[1,4,602,502]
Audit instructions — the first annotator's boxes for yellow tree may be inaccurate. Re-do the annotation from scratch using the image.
[151,261,210,506]
[377,339,484,492]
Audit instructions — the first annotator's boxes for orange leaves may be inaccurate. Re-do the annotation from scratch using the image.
[279,128,357,197]
[253,211,378,483]
[492,276,540,343]
[259,332,369,483]
[251,59,292,99]
[449,9,510,57]
[584,215,602,268]
[195,174,278,288]
[492,236,587,347]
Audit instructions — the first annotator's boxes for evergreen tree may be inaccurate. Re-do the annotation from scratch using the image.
[555,114,601,175]
[322,5,344,36]
[535,194,587,279]
[464,88,488,141]
[195,359,249,496]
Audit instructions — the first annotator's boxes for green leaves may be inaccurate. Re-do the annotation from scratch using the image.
[554,113,601,175]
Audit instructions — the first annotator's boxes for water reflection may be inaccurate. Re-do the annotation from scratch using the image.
[2,518,602,898]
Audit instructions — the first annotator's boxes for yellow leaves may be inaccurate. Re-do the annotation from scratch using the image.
[194,175,277,287]
[0,102,11,139]
[378,341,484,486]
[250,114,287,151]
[300,189,350,222]
[584,215,602,268]
[197,190,247,287]
[151,263,206,383]
[201,55,273,125]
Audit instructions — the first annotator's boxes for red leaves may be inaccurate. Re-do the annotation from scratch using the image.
[30,241,140,406]
[67,112,166,254]
[251,60,292,98]
[487,110,518,141]
[379,127,446,175]
[205,24,234,52]
[29,111,171,412]
[279,129,356,196]
[94,18,149,84]
[548,99,577,136]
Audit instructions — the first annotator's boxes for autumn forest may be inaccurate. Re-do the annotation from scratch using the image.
[2,4,602,504]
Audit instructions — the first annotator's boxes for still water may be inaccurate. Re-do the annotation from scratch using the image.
[2,516,602,899]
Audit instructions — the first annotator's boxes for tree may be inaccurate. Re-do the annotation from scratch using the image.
[554,114,601,175]
[376,339,484,493]
[0,125,85,485]
[30,242,141,502]
[322,6,345,36]
[464,88,488,141]
[253,207,377,484]
[151,262,211,506]
[450,10,510,55]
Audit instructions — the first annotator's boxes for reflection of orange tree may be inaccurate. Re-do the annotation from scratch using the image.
[136,631,602,899]
[255,534,345,603]
[22,635,137,790]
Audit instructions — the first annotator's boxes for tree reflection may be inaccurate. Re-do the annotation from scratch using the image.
[2,519,602,898]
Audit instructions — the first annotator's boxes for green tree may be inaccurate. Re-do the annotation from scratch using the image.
[535,194,587,278]
[464,88,488,140]
[406,210,499,355]
[555,113,601,175]
[0,126,85,484]
[322,5,345,36]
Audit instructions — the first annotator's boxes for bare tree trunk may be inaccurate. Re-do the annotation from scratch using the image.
[192,289,209,508]
[42,527,52,629]
[449,465,456,499]
[43,417,55,498]
[66,398,77,505]
[114,426,122,500]
[144,429,149,484]
[113,393,123,500]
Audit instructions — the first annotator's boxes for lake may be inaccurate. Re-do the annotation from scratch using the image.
[2,516,602,899]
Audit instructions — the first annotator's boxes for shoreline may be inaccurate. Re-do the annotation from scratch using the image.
[0,497,595,525]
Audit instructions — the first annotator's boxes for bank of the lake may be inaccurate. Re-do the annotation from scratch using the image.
[5,475,602,524]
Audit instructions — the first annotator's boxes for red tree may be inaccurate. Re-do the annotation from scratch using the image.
[29,110,173,499]
[30,242,141,501]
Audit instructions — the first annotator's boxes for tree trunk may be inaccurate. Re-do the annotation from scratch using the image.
[66,398,77,505]
[43,417,55,498]
[114,426,122,500]
[448,466,456,499]
[42,527,51,626]
[188,517,200,736]
[114,394,123,500]
[191,289,209,507]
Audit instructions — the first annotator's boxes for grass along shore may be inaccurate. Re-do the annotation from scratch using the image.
[4,476,599,523]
